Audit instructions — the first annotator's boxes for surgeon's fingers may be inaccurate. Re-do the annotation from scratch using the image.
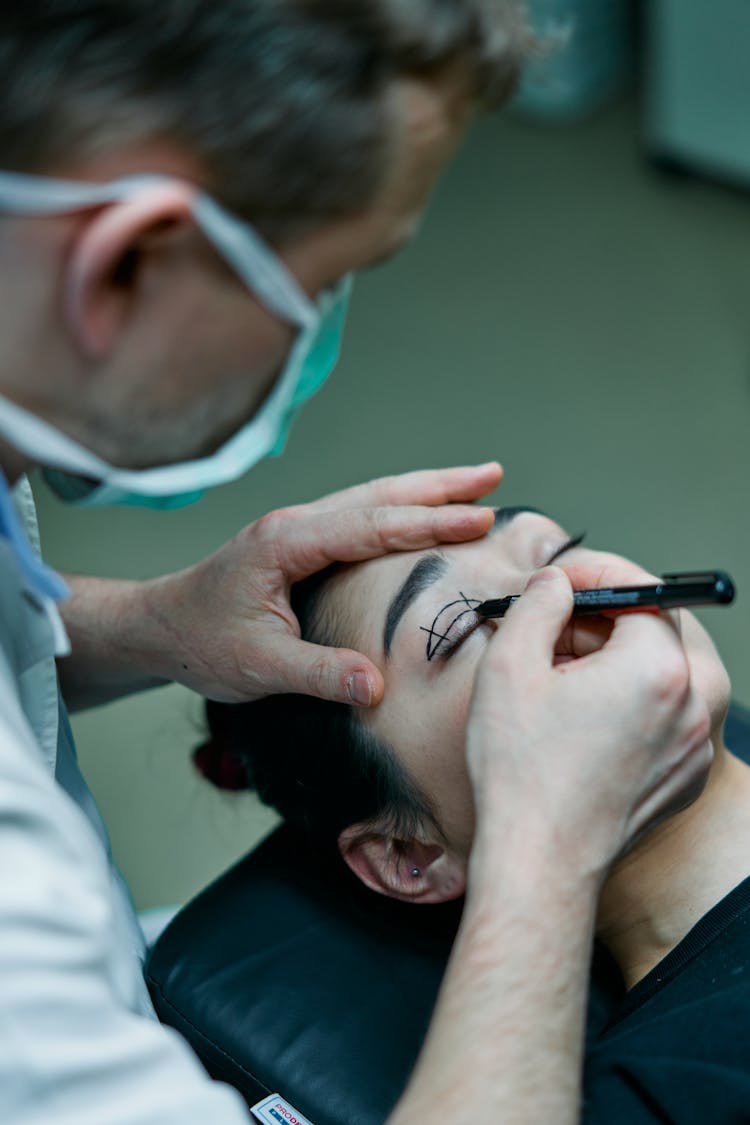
[301,462,502,514]
[562,557,660,594]
[482,566,575,674]
[257,634,384,706]
[268,503,495,581]
[554,557,678,659]
[556,614,614,660]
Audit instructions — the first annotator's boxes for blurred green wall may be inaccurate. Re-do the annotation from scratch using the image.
[34,99,750,910]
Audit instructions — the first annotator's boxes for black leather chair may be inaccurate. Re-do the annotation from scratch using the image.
[146,704,750,1125]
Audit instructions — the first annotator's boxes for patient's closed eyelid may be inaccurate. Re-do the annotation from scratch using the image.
[546,532,586,565]
[420,592,482,661]
[418,534,586,662]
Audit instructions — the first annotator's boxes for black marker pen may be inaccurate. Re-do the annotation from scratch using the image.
[474,570,735,620]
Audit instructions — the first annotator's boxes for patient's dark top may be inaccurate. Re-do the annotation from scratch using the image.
[148,696,750,1125]
[583,874,750,1124]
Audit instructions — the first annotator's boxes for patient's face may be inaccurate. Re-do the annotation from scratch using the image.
[322,509,730,861]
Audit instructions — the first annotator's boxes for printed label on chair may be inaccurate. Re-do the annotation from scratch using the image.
[251,1093,315,1125]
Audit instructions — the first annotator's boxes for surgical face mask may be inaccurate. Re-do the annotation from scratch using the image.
[0,171,353,507]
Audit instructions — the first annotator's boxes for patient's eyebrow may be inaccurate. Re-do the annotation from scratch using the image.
[381,508,549,658]
[384,553,448,658]
[493,504,544,528]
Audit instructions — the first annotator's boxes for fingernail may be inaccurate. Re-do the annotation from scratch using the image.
[348,671,373,707]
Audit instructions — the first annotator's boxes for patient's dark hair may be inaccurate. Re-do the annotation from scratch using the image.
[0,1,528,243]
[195,566,438,847]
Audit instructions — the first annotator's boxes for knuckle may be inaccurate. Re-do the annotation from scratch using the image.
[686,699,711,747]
[254,507,288,539]
[370,506,393,547]
[252,506,302,549]
[655,652,691,703]
[307,654,335,699]
[364,475,396,507]
[638,646,690,705]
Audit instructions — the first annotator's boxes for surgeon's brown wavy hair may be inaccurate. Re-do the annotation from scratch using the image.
[0,1,530,243]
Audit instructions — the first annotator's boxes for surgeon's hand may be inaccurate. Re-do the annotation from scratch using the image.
[390,561,712,1125]
[133,462,501,706]
[466,564,712,884]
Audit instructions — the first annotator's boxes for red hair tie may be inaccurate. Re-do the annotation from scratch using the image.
[192,740,250,792]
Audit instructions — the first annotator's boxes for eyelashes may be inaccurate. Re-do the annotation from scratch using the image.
[546,532,586,564]
[420,592,481,662]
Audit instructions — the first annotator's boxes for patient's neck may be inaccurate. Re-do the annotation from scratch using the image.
[596,739,750,991]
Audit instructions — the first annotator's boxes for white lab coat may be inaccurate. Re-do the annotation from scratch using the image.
[0,477,250,1124]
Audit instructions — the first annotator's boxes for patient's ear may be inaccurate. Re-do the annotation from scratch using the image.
[338,825,466,904]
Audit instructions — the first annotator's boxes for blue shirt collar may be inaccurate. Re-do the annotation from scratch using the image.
[0,469,69,601]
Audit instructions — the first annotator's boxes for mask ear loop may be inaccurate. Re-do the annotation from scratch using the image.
[0,170,318,330]
[192,191,317,329]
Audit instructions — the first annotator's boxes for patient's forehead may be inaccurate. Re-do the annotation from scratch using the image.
[317,509,565,660]
[321,557,398,657]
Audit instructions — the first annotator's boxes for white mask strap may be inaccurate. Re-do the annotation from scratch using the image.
[0,393,117,481]
[0,171,317,329]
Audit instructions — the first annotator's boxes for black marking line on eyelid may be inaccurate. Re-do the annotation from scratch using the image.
[421,538,586,659]
[420,608,476,660]
[390,512,539,662]
[420,603,462,659]
[421,592,482,661]
[425,605,481,661]
[420,597,470,660]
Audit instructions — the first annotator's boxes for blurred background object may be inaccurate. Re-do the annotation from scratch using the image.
[513,0,635,121]
[646,0,750,187]
[33,4,750,913]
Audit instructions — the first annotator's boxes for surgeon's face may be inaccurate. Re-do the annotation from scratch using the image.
[167,65,475,466]
[324,509,731,863]
[22,62,475,471]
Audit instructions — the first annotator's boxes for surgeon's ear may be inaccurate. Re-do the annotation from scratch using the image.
[338,825,466,904]
[62,182,196,360]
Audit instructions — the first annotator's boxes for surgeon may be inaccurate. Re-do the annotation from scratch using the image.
[0,4,710,1124]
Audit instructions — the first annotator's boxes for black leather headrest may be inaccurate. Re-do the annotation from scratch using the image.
[147,703,750,1125]
[147,826,461,1125]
